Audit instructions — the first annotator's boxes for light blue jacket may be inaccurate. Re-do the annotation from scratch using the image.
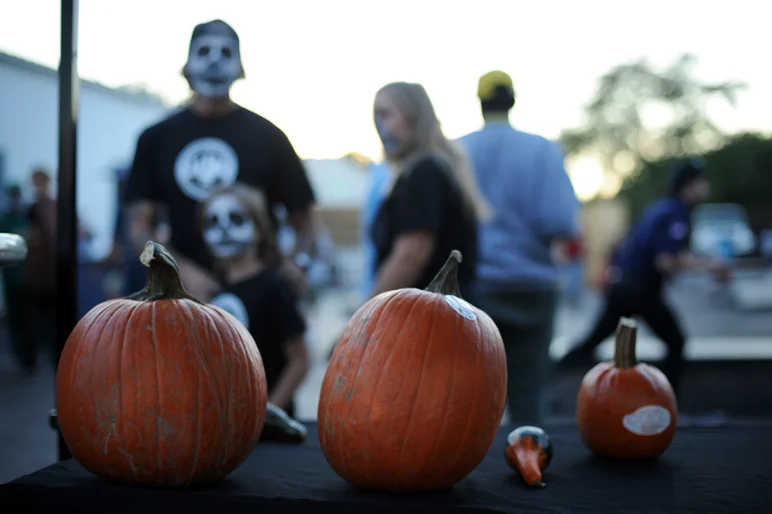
[458,122,579,290]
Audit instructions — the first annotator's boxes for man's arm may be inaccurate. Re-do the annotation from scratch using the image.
[125,200,158,255]
[123,129,163,254]
[270,128,320,261]
[652,217,730,278]
[287,208,321,259]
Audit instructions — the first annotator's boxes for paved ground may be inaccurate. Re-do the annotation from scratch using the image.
[2,273,771,484]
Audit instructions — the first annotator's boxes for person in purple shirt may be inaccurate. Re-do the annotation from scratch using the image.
[556,158,731,396]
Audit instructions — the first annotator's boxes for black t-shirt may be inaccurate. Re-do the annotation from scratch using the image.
[371,156,478,297]
[123,106,316,270]
[210,268,306,416]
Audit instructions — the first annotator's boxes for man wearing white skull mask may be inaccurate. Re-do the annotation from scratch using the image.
[124,19,318,302]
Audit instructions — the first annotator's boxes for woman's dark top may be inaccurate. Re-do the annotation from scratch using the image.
[210,268,306,417]
[371,155,478,299]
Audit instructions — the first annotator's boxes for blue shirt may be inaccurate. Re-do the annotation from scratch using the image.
[458,122,579,290]
[614,196,692,286]
[360,162,392,298]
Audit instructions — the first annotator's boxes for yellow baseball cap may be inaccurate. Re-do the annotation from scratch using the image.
[477,70,514,101]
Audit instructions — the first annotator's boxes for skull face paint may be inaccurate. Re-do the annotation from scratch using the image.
[203,194,256,259]
[185,26,243,99]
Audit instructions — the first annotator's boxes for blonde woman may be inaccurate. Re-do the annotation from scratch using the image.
[368,82,491,301]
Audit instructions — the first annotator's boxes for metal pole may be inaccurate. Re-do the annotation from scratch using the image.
[54,0,79,462]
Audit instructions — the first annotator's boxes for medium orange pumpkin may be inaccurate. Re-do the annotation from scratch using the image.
[55,241,267,487]
[318,250,508,493]
[576,317,678,459]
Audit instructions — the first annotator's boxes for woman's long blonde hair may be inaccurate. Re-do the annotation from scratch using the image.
[200,183,282,270]
[376,82,492,221]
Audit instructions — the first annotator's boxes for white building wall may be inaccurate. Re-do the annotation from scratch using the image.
[0,53,170,259]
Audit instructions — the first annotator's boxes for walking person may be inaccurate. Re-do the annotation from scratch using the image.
[458,71,580,426]
[556,158,731,396]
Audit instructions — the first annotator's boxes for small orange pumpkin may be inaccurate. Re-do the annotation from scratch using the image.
[318,250,508,493]
[576,317,678,459]
[55,242,267,487]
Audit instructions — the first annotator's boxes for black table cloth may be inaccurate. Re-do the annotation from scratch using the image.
[1,423,770,513]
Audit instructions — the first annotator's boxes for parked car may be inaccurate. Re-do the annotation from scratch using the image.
[690,203,756,258]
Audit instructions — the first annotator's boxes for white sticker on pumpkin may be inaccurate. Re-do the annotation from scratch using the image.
[444,295,477,320]
[622,405,672,436]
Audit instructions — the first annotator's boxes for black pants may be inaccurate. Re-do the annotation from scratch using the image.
[566,281,686,394]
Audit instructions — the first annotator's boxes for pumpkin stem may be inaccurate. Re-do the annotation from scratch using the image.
[126,241,203,304]
[613,317,638,368]
[425,250,463,297]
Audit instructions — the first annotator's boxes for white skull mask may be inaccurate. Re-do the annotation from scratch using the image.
[185,34,242,98]
[203,194,256,259]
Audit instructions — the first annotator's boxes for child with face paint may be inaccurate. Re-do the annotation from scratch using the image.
[201,183,310,417]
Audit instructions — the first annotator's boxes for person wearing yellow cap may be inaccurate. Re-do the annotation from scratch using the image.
[458,70,580,426]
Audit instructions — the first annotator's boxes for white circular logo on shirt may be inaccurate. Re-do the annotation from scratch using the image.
[211,292,249,330]
[174,137,239,201]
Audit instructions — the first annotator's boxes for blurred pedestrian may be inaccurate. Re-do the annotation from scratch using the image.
[359,161,391,302]
[458,70,580,426]
[368,82,490,300]
[123,19,318,302]
[0,184,30,368]
[556,158,731,396]
[21,169,57,371]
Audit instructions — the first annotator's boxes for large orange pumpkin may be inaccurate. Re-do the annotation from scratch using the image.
[318,250,507,493]
[55,241,267,487]
[576,317,678,459]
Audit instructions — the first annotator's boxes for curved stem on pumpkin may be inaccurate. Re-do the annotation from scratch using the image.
[613,317,638,368]
[126,241,203,304]
[425,250,463,297]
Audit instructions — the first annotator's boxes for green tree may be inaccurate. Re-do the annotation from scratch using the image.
[560,53,746,179]
[618,133,772,229]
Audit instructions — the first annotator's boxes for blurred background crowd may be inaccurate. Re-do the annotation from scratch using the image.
[1,0,771,483]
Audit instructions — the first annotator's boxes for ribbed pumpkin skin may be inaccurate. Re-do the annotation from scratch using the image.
[55,298,267,487]
[577,362,677,459]
[318,289,507,493]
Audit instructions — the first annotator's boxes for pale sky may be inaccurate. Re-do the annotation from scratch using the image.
[0,0,769,200]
